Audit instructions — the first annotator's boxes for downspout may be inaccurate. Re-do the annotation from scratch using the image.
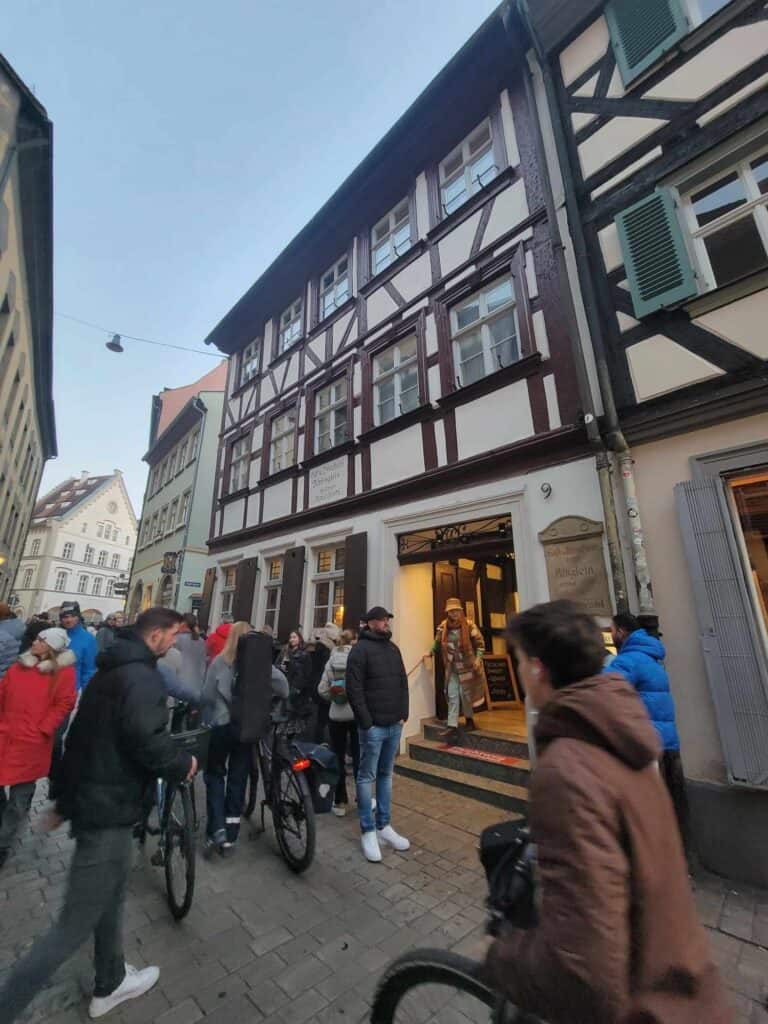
[175,398,206,611]
[503,6,629,614]
[514,0,656,625]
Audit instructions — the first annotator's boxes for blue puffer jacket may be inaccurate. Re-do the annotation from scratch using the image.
[610,630,679,751]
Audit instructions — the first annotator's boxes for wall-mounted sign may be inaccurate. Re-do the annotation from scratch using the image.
[183,581,201,589]
[538,516,612,617]
[308,456,347,508]
[161,551,178,575]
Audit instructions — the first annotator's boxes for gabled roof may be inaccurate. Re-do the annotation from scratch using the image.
[33,474,110,519]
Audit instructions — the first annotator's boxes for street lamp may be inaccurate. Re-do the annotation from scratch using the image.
[106,333,124,354]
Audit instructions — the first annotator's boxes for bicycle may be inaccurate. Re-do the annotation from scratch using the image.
[247,707,316,873]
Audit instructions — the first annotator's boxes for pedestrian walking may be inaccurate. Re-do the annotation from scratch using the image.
[346,607,410,863]
[0,628,76,869]
[427,597,485,742]
[609,612,691,852]
[205,622,232,663]
[202,622,289,854]
[0,604,24,678]
[482,599,730,1024]
[59,602,97,692]
[318,629,359,817]
[0,607,197,1023]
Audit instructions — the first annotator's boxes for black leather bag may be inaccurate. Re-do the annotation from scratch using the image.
[480,819,537,934]
[232,632,275,743]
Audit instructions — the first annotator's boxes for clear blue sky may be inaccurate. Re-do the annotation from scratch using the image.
[4,0,500,515]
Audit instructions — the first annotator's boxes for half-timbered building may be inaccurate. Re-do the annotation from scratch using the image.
[201,7,622,797]
[523,0,768,884]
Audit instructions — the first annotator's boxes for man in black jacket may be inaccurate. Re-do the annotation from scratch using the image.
[346,606,410,863]
[0,607,196,1023]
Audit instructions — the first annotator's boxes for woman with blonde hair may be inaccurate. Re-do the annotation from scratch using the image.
[0,628,76,868]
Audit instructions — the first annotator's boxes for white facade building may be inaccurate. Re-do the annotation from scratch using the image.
[14,471,137,622]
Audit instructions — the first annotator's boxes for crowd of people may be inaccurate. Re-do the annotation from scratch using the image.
[0,594,730,1023]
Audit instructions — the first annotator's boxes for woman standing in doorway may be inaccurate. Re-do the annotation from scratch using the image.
[427,598,485,743]
[318,629,359,816]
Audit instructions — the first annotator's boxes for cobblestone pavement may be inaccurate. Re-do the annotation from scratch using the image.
[0,776,766,1023]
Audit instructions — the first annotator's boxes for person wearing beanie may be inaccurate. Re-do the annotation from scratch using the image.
[205,622,232,663]
[59,602,97,693]
[0,628,76,868]
[0,604,24,680]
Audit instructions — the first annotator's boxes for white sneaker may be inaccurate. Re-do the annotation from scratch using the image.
[361,831,382,862]
[89,964,160,1019]
[377,825,410,852]
[332,802,346,817]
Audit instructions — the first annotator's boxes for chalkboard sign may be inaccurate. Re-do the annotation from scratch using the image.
[482,655,520,705]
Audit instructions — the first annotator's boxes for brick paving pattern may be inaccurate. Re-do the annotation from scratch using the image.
[0,777,766,1023]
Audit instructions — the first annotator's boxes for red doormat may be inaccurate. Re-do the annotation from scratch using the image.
[438,744,524,767]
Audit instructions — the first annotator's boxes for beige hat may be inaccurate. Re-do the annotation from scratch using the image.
[445,598,463,613]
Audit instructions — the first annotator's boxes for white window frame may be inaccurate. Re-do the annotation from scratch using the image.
[179,490,191,526]
[319,256,350,321]
[270,411,296,474]
[240,341,260,387]
[105,578,115,598]
[178,440,188,468]
[84,545,94,565]
[30,538,40,556]
[22,568,33,588]
[450,276,520,387]
[263,558,282,632]
[189,431,201,462]
[220,565,237,619]
[92,577,102,596]
[62,542,74,560]
[104,523,112,540]
[678,147,768,293]
[150,514,159,541]
[229,437,251,493]
[311,546,345,630]
[168,498,179,532]
[96,523,104,538]
[111,554,120,569]
[54,570,68,593]
[158,506,168,536]
[371,199,412,276]
[440,119,498,217]
[373,335,420,426]
[77,574,89,594]
[97,550,108,567]
[684,0,731,26]
[278,298,304,353]
[314,379,348,454]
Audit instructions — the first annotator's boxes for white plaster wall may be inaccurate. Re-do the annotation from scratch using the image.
[246,496,261,528]
[261,375,276,404]
[427,365,441,403]
[483,179,529,249]
[598,222,623,273]
[252,423,264,453]
[438,209,482,276]
[308,336,325,365]
[371,424,424,490]
[425,313,438,357]
[525,250,538,299]
[222,499,244,535]
[395,562,436,739]
[627,336,724,401]
[579,117,666,180]
[543,374,561,429]
[532,310,550,358]
[434,418,447,467]
[646,24,768,101]
[560,17,609,86]
[695,288,768,360]
[414,172,429,237]
[262,478,292,522]
[283,354,299,391]
[455,380,534,461]
[391,251,430,303]
[333,308,355,351]
[499,89,520,167]
[366,286,399,331]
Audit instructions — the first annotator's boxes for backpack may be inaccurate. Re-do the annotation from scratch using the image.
[479,820,537,935]
[231,632,274,742]
[327,649,349,704]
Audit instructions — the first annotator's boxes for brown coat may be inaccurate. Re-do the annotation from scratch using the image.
[485,673,732,1024]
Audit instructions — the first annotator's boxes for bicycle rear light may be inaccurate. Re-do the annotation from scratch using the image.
[292,758,311,772]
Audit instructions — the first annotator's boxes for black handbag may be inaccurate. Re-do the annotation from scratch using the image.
[479,819,538,935]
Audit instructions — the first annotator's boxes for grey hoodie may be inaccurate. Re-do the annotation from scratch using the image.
[202,654,289,728]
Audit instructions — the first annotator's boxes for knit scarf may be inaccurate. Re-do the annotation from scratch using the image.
[439,613,473,671]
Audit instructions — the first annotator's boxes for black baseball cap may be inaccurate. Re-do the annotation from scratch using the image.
[364,606,393,621]
[60,602,81,618]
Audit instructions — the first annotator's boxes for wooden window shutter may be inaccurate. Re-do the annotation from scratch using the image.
[232,557,259,622]
[343,533,367,630]
[606,0,688,85]
[614,188,697,318]
[276,545,305,642]
[197,568,216,631]
[675,479,768,787]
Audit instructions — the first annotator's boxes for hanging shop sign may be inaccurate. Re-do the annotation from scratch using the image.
[538,516,612,617]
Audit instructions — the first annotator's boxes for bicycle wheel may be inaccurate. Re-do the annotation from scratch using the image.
[272,762,315,873]
[371,949,523,1024]
[164,783,196,920]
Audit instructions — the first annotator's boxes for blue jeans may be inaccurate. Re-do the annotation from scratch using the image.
[356,723,402,834]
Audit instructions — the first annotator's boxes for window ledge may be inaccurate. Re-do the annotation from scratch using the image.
[220,485,249,506]
[259,465,297,487]
[427,166,517,246]
[360,241,427,298]
[684,269,768,318]
[230,377,259,399]
[437,353,543,411]
[300,441,356,472]
[312,295,357,334]
[268,336,305,370]
[357,404,433,445]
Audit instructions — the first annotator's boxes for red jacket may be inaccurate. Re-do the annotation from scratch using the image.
[205,623,231,663]
[0,654,77,786]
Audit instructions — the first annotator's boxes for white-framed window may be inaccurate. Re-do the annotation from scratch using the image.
[113,529,120,544]
[22,568,33,588]
[450,276,519,387]
[270,411,296,474]
[106,578,115,598]
[168,498,179,532]
[229,437,251,492]
[680,149,768,292]
[189,431,201,462]
[278,299,303,353]
[84,545,94,565]
[178,440,188,468]
[104,523,112,540]
[158,507,168,536]
[97,550,108,567]
[54,570,68,592]
[371,199,412,276]
[319,256,350,320]
[315,379,348,453]
[220,565,237,619]
[62,542,74,560]
[240,341,260,387]
[440,119,498,217]
[81,523,87,533]
[167,451,177,480]
[92,577,102,596]
[96,523,104,538]
[150,513,159,540]
[139,520,149,547]
[179,490,191,526]
[312,546,345,629]
[264,558,282,632]
[30,538,40,556]
[77,574,89,594]
[111,554,120,569]
[685,0,730,25]
[373,335,419,425]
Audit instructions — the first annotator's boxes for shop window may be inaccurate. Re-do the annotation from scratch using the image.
[450,277,519,387]
[729,472,768,641]
[220,565,237,619]
[371,199,412,275]
[312,546,345,629]
[439,120,498,217]
[373,335,419,425]
[270,411,296,474]
[264,558,282,632]
[319,256,350,321]
[315,379,348,454]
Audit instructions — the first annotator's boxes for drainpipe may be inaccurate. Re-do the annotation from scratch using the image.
[506,8,629,614]
[174,398,207,611]
[514,0,657,626]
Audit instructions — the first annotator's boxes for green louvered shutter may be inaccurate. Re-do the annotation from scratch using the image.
[606,0,689,85]
[614,188,698,318]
